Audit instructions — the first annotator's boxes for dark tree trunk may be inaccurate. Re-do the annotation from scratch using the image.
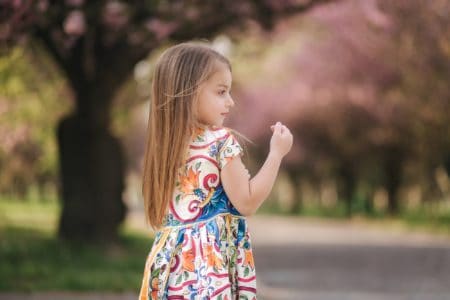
[286,167,302,214]
[364,189,374,214]
[444,153,450,176]
[384,149,403,215]
[56,89,126,244]
[338,164,356,217]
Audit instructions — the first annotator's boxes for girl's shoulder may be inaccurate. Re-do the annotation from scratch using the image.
[191,125,233,144]
[188,125,243,170]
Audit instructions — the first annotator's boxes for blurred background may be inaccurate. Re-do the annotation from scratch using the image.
[1,0,450,299]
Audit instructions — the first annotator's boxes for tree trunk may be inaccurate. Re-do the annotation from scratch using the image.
[286,167,302,214]
[444,153,450,177]
[384,150,402,215]
[56,91,126,244]
[338,164,355,217]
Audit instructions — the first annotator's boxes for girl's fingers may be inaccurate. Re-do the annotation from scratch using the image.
[275,122,282,134]
[271,122,288,134]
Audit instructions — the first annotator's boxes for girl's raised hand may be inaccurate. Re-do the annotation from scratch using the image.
[269,122,293,158]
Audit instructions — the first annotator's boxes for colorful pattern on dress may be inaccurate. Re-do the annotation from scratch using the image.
[139,125,257,300]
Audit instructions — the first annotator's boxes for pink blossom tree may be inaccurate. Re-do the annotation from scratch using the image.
[233,0,450,215]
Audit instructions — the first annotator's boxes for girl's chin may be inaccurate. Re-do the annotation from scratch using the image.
[212,120,224,126]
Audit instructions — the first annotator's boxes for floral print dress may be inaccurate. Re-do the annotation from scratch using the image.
[139,125,257,300]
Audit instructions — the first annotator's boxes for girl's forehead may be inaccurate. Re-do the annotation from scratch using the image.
[207,63,232,85]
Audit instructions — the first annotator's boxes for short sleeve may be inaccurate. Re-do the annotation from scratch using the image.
[218,129,243,170]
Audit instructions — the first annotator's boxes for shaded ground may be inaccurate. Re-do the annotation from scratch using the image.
[2,214,450,300]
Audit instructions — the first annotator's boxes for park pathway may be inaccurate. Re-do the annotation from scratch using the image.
[2,213,450,300]
[247,215,450,300]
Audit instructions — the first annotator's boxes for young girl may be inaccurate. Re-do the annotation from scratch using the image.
[139,42,293,299]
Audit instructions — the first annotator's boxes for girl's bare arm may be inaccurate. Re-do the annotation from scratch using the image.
[221,122,292,216]
[221,152,282,216]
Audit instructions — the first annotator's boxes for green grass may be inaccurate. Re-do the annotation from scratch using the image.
[400,207,450,235]
[258,197,450,237]
[0,198,153,292]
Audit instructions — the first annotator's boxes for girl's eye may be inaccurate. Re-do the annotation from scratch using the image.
[219,90,226,96]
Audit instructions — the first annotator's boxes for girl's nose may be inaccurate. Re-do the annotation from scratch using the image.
[228,96,235,107]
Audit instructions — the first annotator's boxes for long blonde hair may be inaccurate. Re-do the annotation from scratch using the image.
[142,42,232,229]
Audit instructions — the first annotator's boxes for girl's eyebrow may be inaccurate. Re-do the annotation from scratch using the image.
[217,84,230,88]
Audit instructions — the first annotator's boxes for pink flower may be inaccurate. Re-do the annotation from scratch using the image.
[63,10,86,36]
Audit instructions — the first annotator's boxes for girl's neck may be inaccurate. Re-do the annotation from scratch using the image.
[190,123,211,139]
[197,123,213,130]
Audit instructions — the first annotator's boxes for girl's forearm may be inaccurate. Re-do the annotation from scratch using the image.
[247,151,282,214]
